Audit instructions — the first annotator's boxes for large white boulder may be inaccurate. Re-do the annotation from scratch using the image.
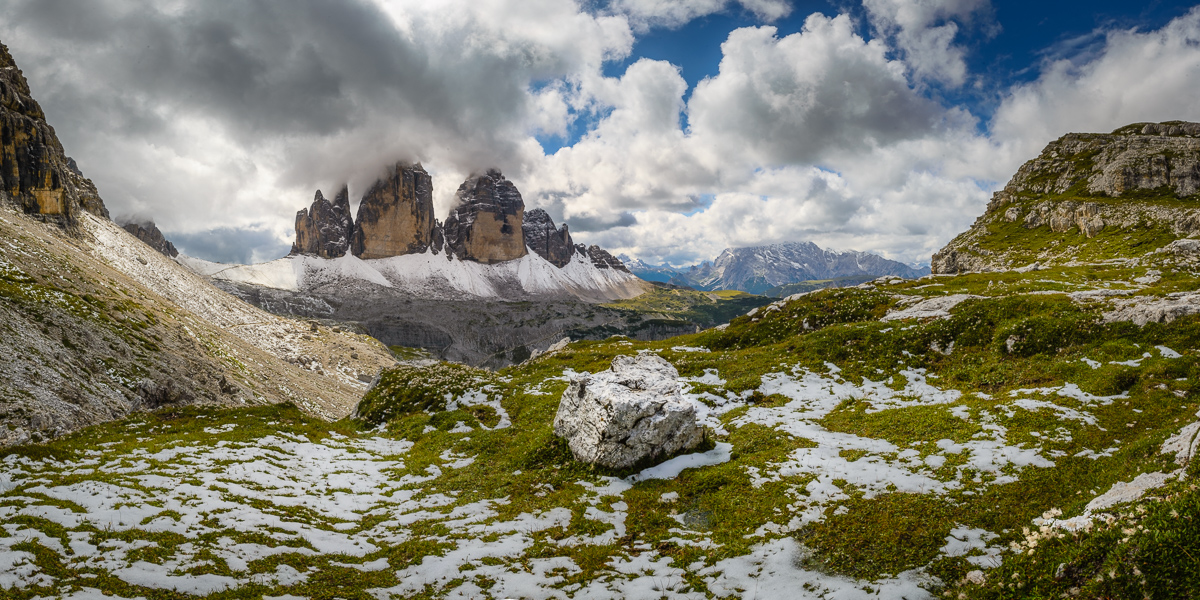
[553,353,704,470]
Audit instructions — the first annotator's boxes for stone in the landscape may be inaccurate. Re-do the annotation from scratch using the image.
[553,353,703,470]
[0,42,108,225]
[122,221,179,258]
[443,169,527,264]
[351,162,436,259]
[292,186,353,258]
[523,208,574,267]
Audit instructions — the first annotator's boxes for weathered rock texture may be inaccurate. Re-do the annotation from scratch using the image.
[524,208,575,267]
[933,122,1200,274]
[351,162,435,259]
[292,187,353,258]
[0,42,108,226]
[553,353,703,470]
[1102,292,1200,327]
[122,221,179,258]
[443,169,527,264]
[581,244,631,273]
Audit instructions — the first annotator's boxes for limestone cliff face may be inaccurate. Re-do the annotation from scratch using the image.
[523,208,574,267]
[122,221,179,258]
[443,169,527,264]
[292,186,353,258]
[932,121,1200,274]
[0,42,108,225]
[351,162,435,259]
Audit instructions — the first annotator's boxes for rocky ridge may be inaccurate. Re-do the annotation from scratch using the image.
[933,121,1200,273]
[625,242,927,294]
[121,220,178,258]
[0,42,108,226]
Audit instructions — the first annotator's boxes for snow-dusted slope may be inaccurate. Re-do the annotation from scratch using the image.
[82,213,397,417]
[183,247,649,302]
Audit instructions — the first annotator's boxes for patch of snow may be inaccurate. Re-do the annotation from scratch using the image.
[194,246,646,302]
[941,526,1003,568]
[629,443,732,482]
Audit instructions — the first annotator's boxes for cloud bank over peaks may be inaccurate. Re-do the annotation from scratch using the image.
[524,11,993,265]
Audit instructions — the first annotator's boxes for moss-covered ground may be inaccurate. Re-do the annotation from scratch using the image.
[2,264,1199,598]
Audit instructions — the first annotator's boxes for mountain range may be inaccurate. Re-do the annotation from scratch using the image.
[190,165,646,304]
[623,242,930,295]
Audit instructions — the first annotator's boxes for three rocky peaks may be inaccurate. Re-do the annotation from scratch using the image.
[291,163,627,272]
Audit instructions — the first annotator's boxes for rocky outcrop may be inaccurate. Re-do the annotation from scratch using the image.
[443,169,527,264]
[932,121,1200,274]
[1102,292,1200,327]
[553,353,704,471]
[292,187,353,258]
[996,125,1200,199]
[580,244,630,272]
[0,42,109,226]
[351,162,436,259]
[524,208,575,267]
[122,221,179,258]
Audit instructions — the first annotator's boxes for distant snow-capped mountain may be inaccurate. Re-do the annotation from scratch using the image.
[623,242,930,294]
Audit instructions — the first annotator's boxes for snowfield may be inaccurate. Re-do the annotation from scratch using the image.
[179,247,648,302]
[3,352,1189,599]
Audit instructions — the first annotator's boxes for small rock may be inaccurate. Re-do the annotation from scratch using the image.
[964,570,986,585]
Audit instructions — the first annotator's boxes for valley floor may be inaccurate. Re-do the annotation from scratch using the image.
[2,264,1200,598]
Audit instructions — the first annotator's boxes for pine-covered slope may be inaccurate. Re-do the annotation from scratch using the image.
[933,121,1200,274]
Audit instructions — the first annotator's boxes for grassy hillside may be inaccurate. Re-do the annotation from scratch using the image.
[763,275,876,297]
[602,284,772,328]
[2,263,1197,598]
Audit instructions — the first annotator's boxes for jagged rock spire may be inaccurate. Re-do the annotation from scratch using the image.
[292,186,353,258]
[123,221,179,258]
[523,208,574,268]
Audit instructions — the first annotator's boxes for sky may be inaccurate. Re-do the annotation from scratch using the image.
[2,0,1200,266]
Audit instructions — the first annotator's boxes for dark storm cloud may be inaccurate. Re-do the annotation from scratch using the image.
[564,211,638,232]
[2,0,580,191]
